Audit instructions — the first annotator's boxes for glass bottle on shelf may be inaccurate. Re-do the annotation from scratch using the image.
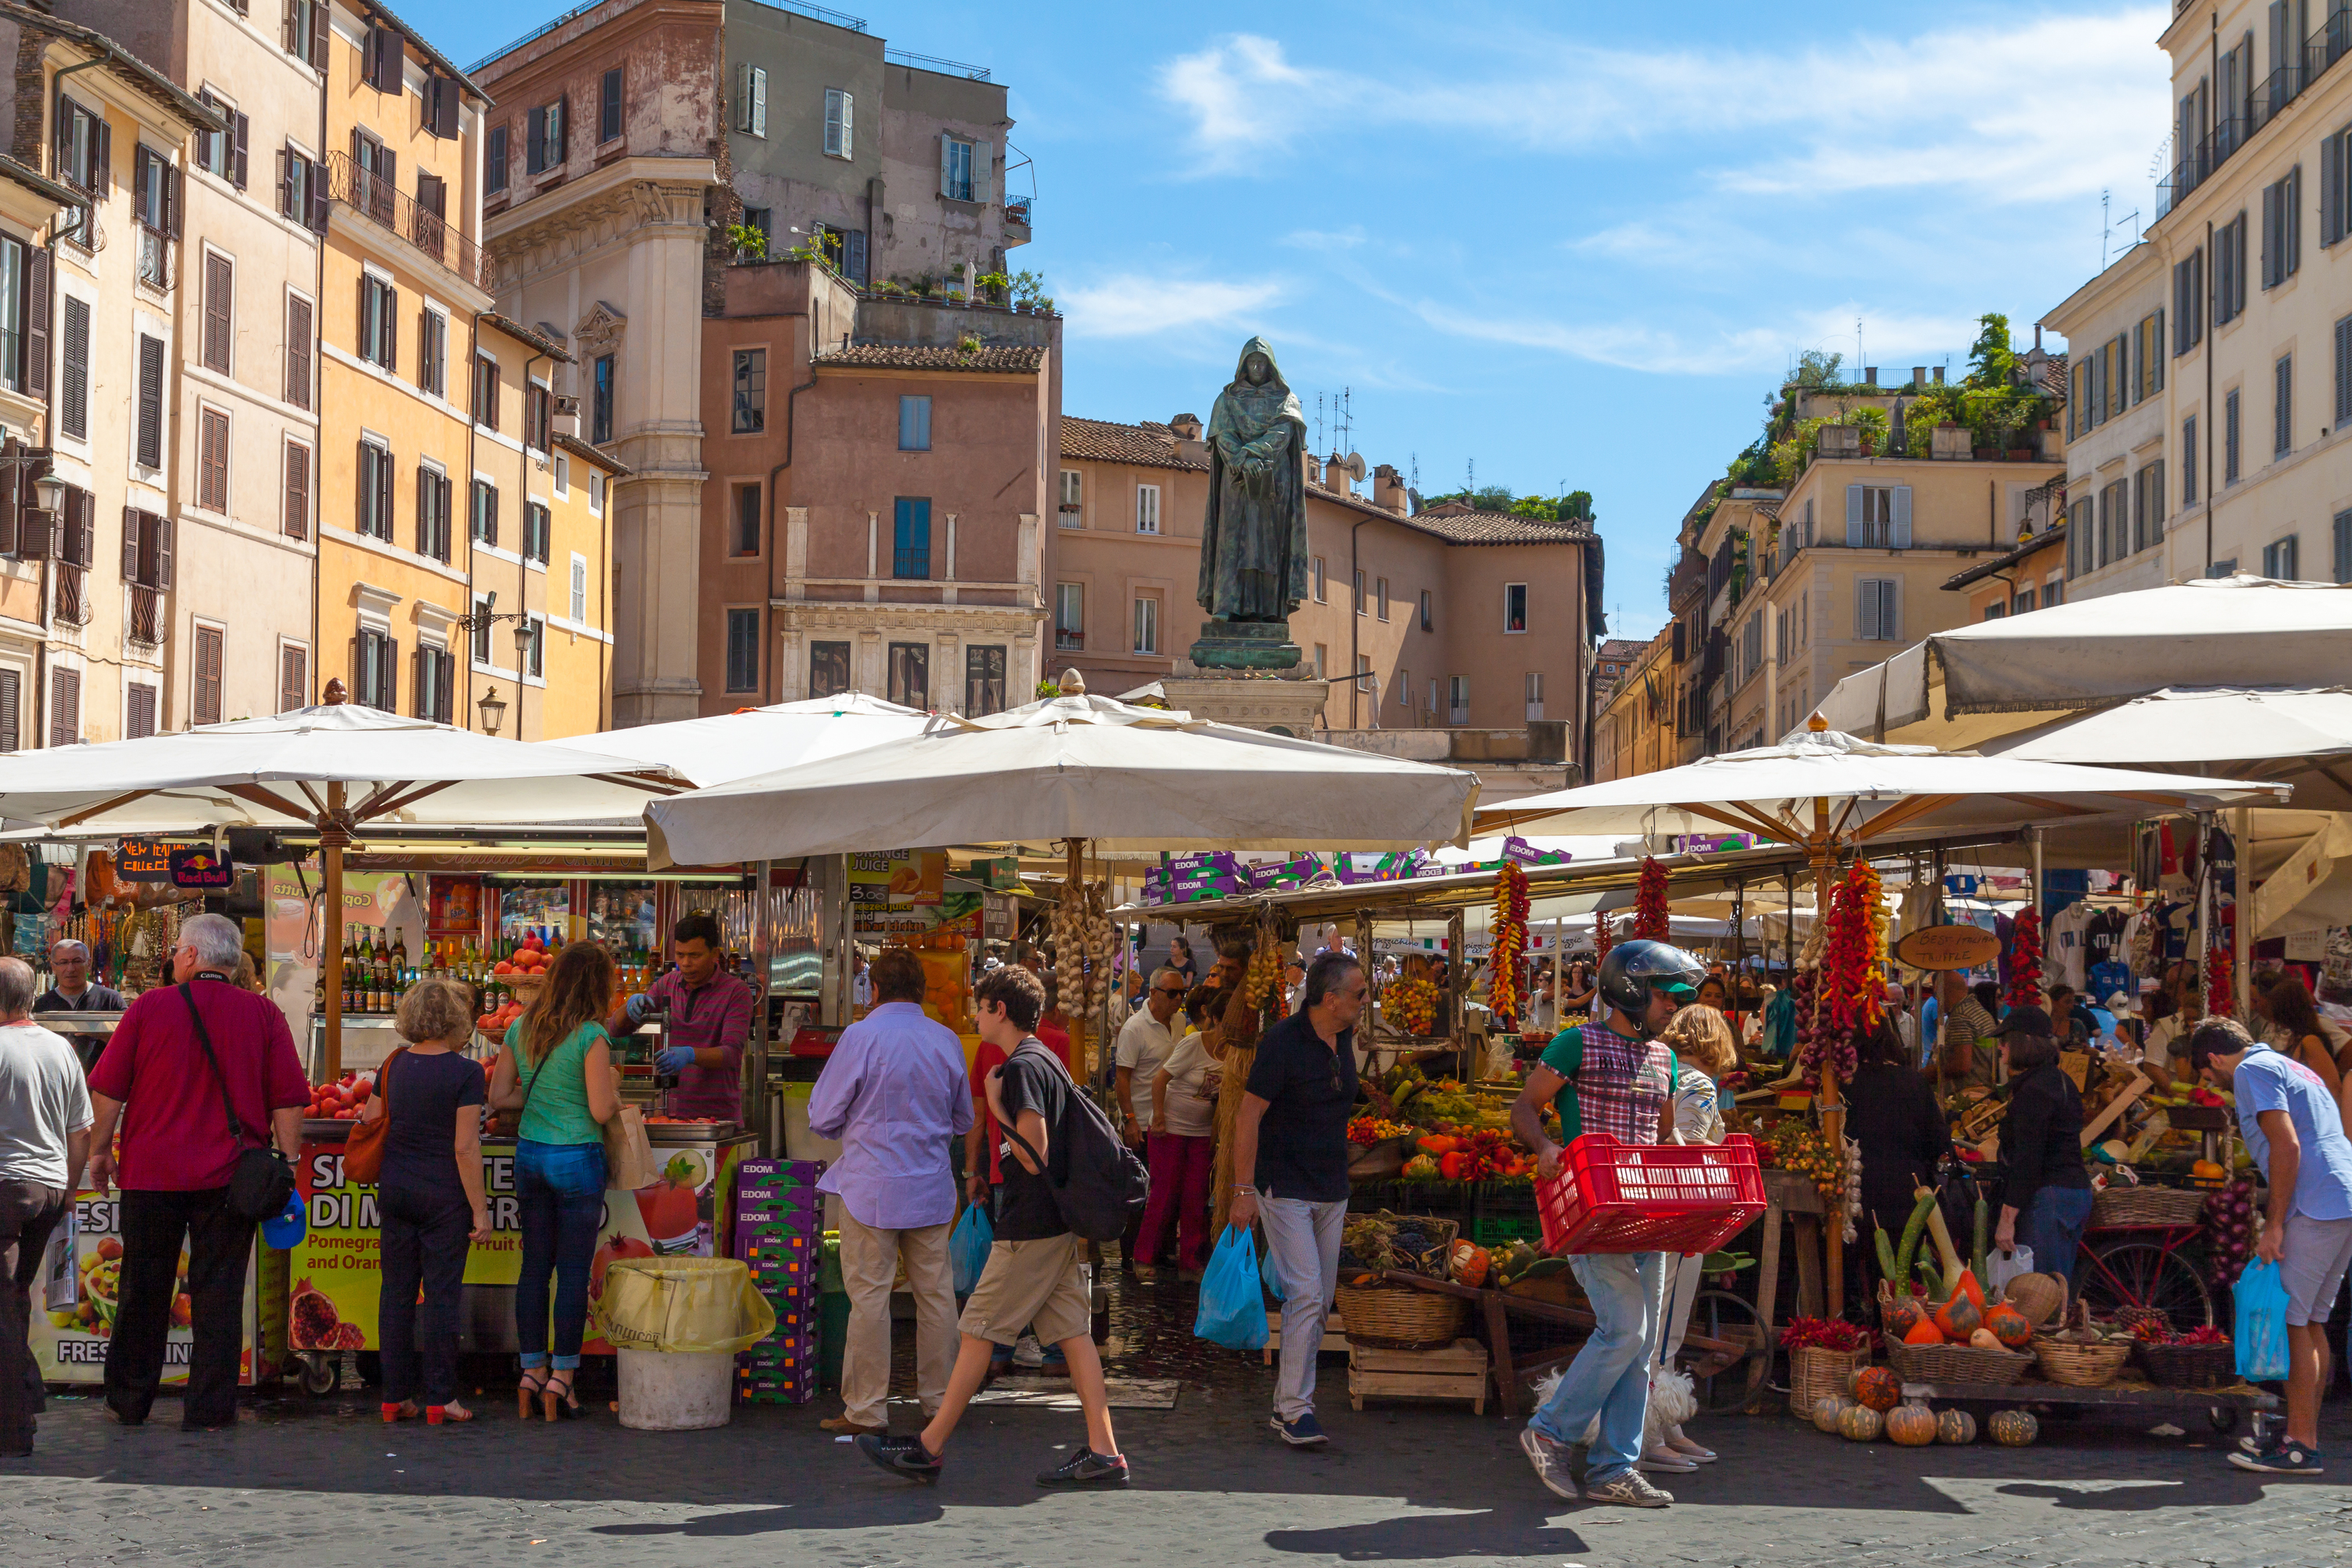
[392,931,408,971]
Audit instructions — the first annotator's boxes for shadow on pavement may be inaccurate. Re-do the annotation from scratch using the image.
[1264,1500,1587,1559]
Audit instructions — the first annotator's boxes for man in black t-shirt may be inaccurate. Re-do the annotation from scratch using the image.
[1229,949,1365,1450]
[856,964,1128,1490]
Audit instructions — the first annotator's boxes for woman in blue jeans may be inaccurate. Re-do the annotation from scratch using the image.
[1992,1007,2093,1298]
[489,942,620,1420]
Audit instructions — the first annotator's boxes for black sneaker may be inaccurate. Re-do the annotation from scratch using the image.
[2229,1438,2324,1475]
[1270,1412,1328,1447]
[855,1432,942,1483]
[1036,1446,1130,1487]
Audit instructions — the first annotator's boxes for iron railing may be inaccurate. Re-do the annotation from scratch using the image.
[1054,627,1083,651]
[2159,9,2352,217]
[885,47,989,80]
[1005,196,1033,227]
[892,547,931,579]
[327,151,495,291]
[135,223,171,290]
[54,566,87,626]
[128,584,163,646]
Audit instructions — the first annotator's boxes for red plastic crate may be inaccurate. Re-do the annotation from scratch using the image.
[1536,1133,1766,1255]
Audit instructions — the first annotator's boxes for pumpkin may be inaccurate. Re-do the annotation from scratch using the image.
[1903,1317,1944,1346]
[1853,1365,1901,1412]
[1838,1403,1886,1443]
[1987,1408,2039,1446]
[1886,1402,1937,1446]
[1448,1241,1490,1289]
[1882,1296,1924,1340]
[1936,1406,1977,1444]
[1984,1303,2033,1349]
[1812,1395,1852,1433]
[1933,1288,1983,1341]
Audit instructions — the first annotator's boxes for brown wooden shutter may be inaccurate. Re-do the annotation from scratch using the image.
[232,111,249,191]
[23,247,47,399]
[49,667,77,746]
[286,292,312,409]
[384,283,397,371]
[310,0,328,67]
[283,0,298,53]
[18,507,49,560]
[376,446,394,535]
[280,643,306,713]
[0,668,20,752]
[93,118,110,200]
[125,683,155,739]
[0,452,16,558]
[77,490,95,569]
[122,505,140,579]
[153,510,172,590]
[133,144,153,223]
[60,297,88,441]
[136,334,165,466]
[284,441,309,539]
[203,253,232,372]
[307,158,328,231]
[356,441,371,532]
[194,626,223,724]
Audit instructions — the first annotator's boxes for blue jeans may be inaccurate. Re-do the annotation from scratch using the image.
[515,1140,607,1370]
[2020,1184,2093,1300]
[1530,1250,1666,1483]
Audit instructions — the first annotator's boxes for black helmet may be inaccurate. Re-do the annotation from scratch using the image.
[1596,939,1707,1027]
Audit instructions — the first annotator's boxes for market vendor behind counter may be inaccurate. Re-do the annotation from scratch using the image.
[607,912,752,1120]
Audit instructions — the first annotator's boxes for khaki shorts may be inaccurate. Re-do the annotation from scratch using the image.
[958,1235,1089,1347]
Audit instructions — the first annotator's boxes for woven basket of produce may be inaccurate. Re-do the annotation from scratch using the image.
[1347,1138,1412,1180]
[1886,1341,2033,1386]
[1790,1346,1871,1412]
[2031,1335,2133,1388]
[2090,1184,2210,1229]
[1334,1281,1468,1350]
[2136,1338,2237,1388]
[2002,1272,2067,1329]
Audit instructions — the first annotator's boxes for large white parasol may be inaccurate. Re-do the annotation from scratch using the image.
[579,692,934,789]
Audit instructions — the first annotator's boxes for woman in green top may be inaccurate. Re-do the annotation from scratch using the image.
[488,942,621,1421]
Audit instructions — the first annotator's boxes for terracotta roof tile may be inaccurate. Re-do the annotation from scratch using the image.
[1060,417,1206,471]
[815,343,1047,374]
[1393,507,1594,546]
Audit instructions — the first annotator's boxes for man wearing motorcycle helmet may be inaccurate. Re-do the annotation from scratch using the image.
[1506,938,1704,1509]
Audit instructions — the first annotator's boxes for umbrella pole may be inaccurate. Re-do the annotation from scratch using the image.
[2234,804,2252,1020]
[1065,837,1090,1080]
[1811,793,1845,1316]
[320,782,348,1082]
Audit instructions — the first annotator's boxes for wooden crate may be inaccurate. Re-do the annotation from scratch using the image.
[1347,1337,1488,1414]
[1264,1310,1348,1364]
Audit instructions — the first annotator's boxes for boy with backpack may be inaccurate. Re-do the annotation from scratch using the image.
[858,964,1137,1488]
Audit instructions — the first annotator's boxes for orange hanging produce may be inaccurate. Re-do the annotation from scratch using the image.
[1488,862,1530,1023]
[1633,856,1671,942]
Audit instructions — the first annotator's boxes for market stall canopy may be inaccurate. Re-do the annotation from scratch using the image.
[577,693,933,790]
[0,702,688,832]
[1813,577,2352,746]
[1475,722,2289,845]
[644,687,1479,866]
[1979,687,2352,815]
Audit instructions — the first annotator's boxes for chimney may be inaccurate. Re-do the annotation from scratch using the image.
[1323,454,1352,494]
[1911,366,1927,388]
[1374,463,1408,515]
[1933,365,1946,384]
[2034,324,2044,350]
[1168,412,1202,441]
[1863,366,1878,387]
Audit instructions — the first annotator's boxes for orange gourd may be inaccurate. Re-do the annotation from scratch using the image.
[1984,1303,2033,1349]
[1449,1241,1490,1289]
[1933,1288,1982,1341]
[1951,1268,1986,1312]
[1903,1318,1944,1346]
[1853,1366,1901,1411]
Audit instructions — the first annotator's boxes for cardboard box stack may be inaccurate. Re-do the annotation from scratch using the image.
[734,1157,826,1404]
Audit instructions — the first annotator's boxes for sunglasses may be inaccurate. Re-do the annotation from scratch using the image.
[1153,985,1187,997]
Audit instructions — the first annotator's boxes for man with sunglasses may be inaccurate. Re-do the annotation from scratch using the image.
[1229,949,1366,1449]
[1114,967,1191,1279]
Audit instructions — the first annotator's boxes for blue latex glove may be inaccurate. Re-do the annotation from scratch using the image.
[624,993,654,1025]
[655,1045,696,1074]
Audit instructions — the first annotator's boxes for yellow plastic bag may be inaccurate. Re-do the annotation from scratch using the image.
[595,1258,776,1354]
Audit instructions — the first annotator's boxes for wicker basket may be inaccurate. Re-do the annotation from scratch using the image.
[1335,1282,1468,1351]
[1789,1345,1871,1411]
[2091,1184,2210,1229]
[2031,1334,2134,1388]
[2002,1272,2067,1329]
[1886,1341,2033,1386]
[2136,1338,2238,1389]
[1348,1138,1412,1180]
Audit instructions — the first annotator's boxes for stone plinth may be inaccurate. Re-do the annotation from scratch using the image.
[1189,617,1301,671]
[1156,664,1328,738]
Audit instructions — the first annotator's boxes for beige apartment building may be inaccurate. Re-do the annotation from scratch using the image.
[64,0,327,728]
[0,4,219,746]
[2044,2,2352,590]
[1054,418,1601,742]
[1592,626,1675,781]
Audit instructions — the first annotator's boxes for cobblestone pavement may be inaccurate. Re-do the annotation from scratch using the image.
[5,1271,2350,1567]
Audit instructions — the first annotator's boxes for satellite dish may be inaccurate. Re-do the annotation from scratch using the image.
[1341,452,1367,484]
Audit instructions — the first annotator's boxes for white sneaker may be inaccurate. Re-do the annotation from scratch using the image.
[1011,1334,1046,1368]
[1584,1469,1673,1508]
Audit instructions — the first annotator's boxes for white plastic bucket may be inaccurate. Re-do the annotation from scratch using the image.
[615,1348,735,1431]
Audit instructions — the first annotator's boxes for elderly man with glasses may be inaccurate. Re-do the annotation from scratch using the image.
[34,940,126,1017]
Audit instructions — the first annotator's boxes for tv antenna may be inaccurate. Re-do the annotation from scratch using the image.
[1313,393,1325,453]
[1334,387,1354,455]
[2101,188,2141,268]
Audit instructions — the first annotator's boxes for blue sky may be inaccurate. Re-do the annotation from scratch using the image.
[434,0,2175,641]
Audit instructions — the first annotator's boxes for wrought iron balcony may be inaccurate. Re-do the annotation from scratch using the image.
[2158,14,2352,217]
[326,151,495,291]
[129,584,164,647]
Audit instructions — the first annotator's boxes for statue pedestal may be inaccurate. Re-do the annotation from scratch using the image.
[1157,663,1328,739]
[1189,618,1301,671]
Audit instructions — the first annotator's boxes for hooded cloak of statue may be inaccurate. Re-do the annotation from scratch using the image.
[1198,337,1309,623]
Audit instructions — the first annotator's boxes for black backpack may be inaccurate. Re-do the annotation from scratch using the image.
[1002,1040,1150,1242]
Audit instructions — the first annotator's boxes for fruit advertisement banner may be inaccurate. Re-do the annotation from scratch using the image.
[27,1192,260,1385]
[286,1134,746,1354]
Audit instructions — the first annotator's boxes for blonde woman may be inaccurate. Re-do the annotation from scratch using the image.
[488,942,621,1421]
[1645,1002,1737,1471]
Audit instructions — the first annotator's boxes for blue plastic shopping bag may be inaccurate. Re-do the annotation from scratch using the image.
[949,1203,993,1295]
[2234,1258,2289,1381]
[1194,1225,1270,1349]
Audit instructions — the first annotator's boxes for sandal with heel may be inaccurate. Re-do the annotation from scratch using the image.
[517,1370,548,1421]
[427,1403,475,1425]
[543,1370,582,1422]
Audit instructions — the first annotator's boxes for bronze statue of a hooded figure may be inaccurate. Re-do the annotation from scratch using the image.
[1197,337,1309,630]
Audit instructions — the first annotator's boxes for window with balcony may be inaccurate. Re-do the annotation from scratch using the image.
[892,498,931,579]
[527,97,568,174]
[899,394,931,452]
[1503,583,1527,633]
[1054,583,1083,650]
[887,642,929,709]
[810,640,851,699]
[1846,483,1911,546]
[731,349,765,434]
[1058,469,1081,526]
[725,608,760,693]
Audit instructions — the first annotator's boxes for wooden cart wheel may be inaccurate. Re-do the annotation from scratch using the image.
[1682,1289,1769,1415]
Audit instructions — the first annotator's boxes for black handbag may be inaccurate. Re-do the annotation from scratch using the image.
[183,982,296,1223]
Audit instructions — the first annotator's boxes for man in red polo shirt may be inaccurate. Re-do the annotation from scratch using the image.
[610,910,753,1122]
[82,914,307,1430]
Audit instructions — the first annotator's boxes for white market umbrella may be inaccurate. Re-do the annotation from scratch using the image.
[644,685,1479,867]
[1982,687,2352,813]
[579,693,933,789]
[0,701,687,1074]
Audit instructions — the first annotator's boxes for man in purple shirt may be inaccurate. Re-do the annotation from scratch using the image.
[609,911,753,1122]
[807,947,974,1436]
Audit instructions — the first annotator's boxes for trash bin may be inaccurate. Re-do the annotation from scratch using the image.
[597,1258,776,1432]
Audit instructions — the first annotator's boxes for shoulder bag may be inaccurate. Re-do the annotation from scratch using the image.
[182,983,299,1223]
[339,1045,409,1186]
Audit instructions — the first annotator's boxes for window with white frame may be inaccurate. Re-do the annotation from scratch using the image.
[1503,583,1528,633]
[1846,484,1911,548]
[1132,594,1160,655]
[570,552,588,621]
[735,64,768,137]
[1447,674,1469,722]
[1054,582,1083,649]
[1311,556,1326,601]
[1376,576,1388,621]
[1058,470,1081,517]
[524,615,546,679]
[588,473,604,517]
[1524,670,1544,720]
[824,89,852,158]
[898,394,931,452]
[1135,484,1160,534]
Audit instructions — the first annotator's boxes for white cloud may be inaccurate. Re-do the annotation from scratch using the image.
[1058,274,1283,340]
[1158,9,2169,201]
[1406,297,1985,379]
